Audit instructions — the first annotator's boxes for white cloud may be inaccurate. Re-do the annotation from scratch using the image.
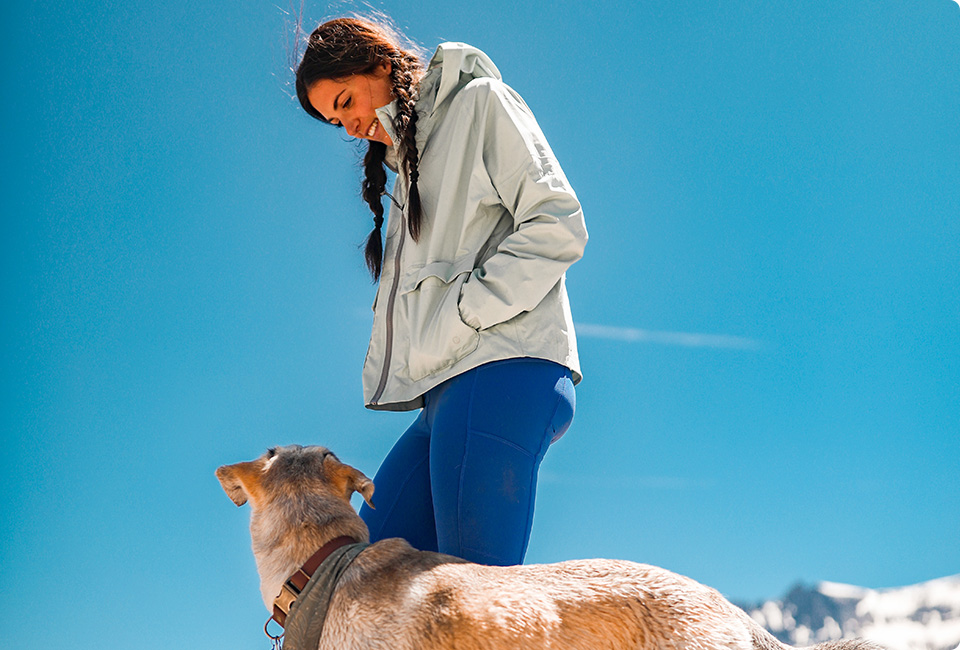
[575,323,766,351]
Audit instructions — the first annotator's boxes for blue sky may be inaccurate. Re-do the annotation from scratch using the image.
[2,1,958,648]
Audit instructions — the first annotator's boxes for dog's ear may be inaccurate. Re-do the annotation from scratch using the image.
[324,455,375,509]
[351,469,376,509]
[216,461,262,507]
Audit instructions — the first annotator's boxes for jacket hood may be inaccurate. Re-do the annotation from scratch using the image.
[426,42,502,110]
[376,43,501,152]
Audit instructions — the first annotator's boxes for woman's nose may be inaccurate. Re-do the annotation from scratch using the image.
[345,116,362,138]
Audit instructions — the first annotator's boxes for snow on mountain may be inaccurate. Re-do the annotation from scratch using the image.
[736,574,960,650]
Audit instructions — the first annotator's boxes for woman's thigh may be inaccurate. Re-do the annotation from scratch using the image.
[359,410,438,552]
[428,358,575,565]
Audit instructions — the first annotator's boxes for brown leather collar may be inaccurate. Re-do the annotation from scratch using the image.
[270,535,358,628]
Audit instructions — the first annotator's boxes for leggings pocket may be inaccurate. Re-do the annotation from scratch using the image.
[455,431,539,564]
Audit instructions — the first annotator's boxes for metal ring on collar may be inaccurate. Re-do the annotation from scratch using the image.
[264,615,284,641]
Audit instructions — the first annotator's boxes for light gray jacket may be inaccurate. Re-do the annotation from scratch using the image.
[365,43,587,411]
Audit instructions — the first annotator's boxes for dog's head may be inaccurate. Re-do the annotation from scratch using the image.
[215,445,375,511]
[217,445,375,609]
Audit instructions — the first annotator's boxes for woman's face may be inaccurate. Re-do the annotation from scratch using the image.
[307,61,395,146]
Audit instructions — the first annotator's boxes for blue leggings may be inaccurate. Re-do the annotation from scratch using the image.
[359,358,575,566]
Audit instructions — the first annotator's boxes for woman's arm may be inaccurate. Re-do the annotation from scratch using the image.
[457,80,588,331]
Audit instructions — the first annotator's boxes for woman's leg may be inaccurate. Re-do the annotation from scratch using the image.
[359,410,439,552]
[428,358,575,565]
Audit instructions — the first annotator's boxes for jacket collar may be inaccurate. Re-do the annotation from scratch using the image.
[376,42,501,165]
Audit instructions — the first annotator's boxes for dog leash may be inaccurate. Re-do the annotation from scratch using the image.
[264,536,366,650]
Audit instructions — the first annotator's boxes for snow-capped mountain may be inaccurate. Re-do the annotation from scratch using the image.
[736,574,960,650]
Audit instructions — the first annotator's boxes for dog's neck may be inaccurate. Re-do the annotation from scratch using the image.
[250,494,369,610]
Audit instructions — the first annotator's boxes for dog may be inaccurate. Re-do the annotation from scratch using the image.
[217,444,884,650]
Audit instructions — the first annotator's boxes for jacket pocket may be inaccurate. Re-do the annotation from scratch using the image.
[402,262,481,382]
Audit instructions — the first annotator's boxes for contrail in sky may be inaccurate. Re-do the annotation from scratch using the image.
[575,323,766,351]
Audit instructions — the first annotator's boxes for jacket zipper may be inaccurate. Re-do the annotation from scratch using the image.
[370,195,407,406]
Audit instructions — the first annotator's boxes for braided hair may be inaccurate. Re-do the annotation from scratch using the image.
[295,17,425,281]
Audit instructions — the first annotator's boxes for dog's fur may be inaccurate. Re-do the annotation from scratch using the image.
[217,445,884,650]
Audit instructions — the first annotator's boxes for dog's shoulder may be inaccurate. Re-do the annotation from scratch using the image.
[340,538,470,591]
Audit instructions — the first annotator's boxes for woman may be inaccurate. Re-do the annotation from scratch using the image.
[295,16,587,566]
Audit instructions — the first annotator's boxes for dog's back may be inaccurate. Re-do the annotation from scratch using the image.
[322,538,875,650]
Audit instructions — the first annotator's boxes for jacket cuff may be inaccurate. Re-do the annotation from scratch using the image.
[458,283,483,330]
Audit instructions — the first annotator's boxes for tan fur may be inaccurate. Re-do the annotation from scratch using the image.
[217,445,885,650]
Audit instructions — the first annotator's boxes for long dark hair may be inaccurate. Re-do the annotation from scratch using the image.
[295,17,425,281]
